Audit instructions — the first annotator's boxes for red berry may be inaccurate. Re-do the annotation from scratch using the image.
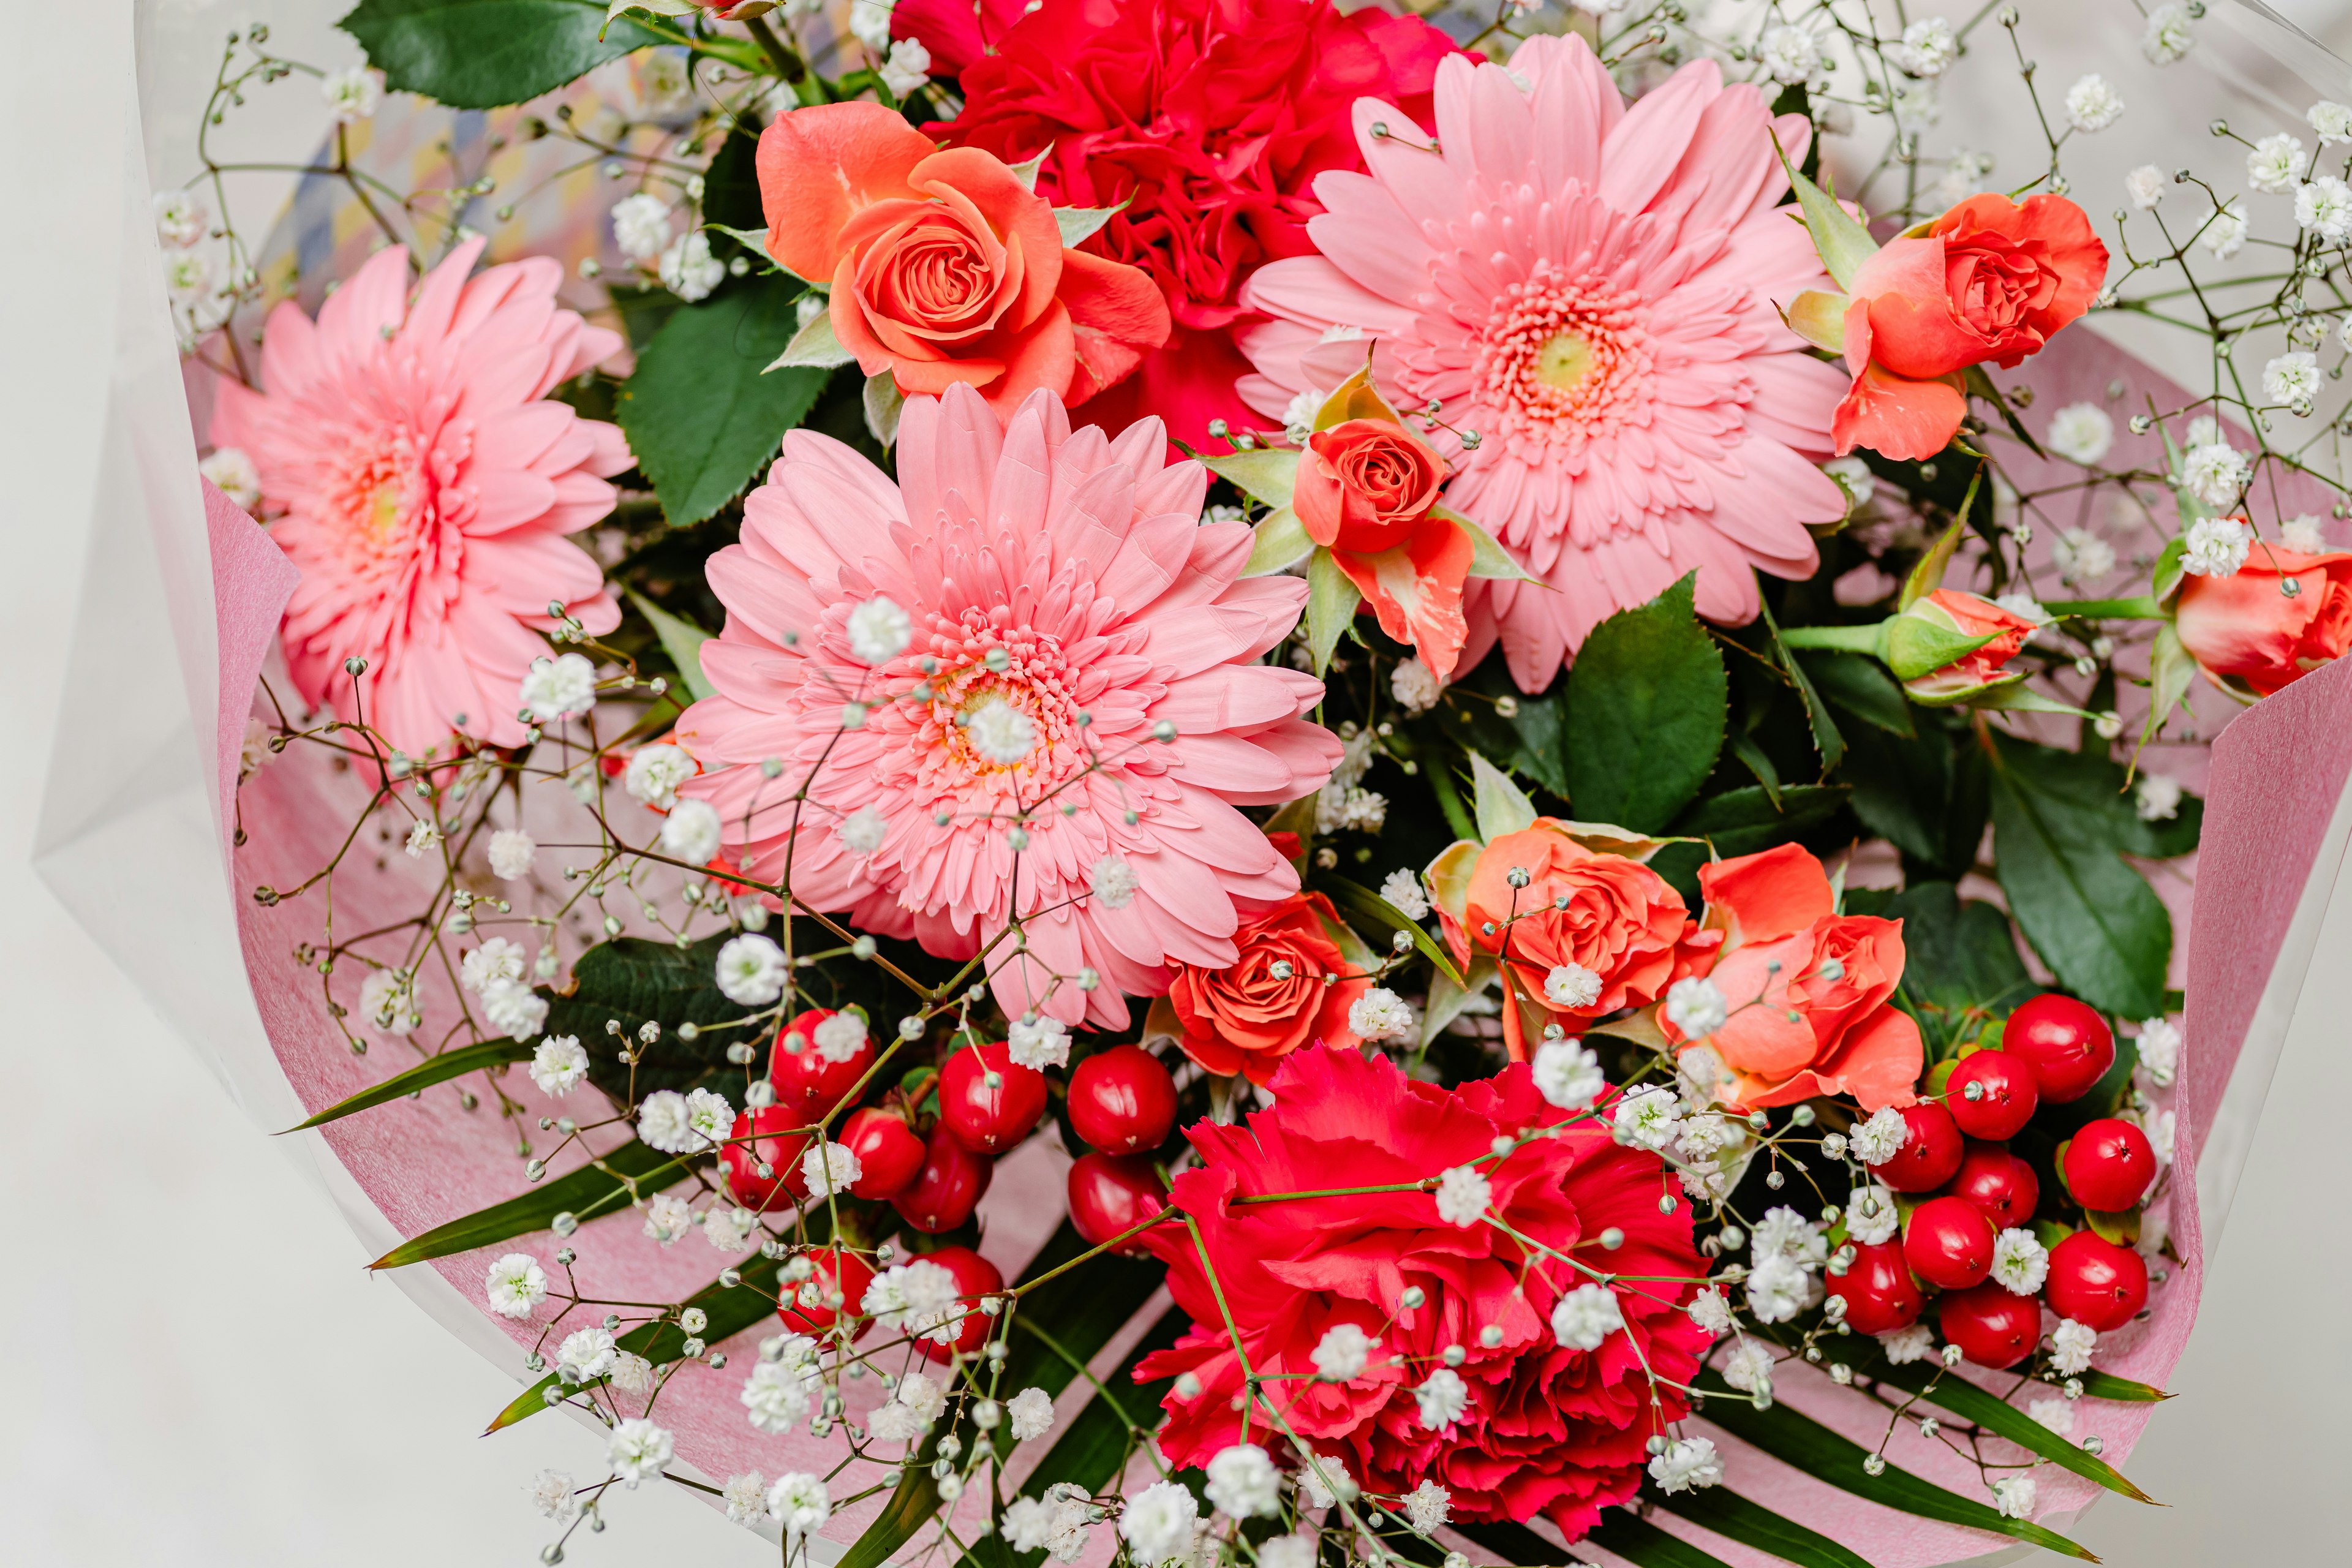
[2002,994,2115,1103]
[938,1041,1047,1153]
[722,1107,811,1209]
[777,1246,875,1337]
[1949,1141,2041,1229]
[1939,1281,2043,1368]
[2063,1118,2158,1212]
[892,1126,994,1233]
[913,1245,1005,1363]
[2045,1231,2149,1331]
[771,1009,876,1120]
[1068,1046,1179,1155]
[840,1106,926,1199]
[1067,1152,1167,1253]
[1869,1102,1964,1193]
[1902,1195,1997,1289]
[1947,1050,2038,1140]
[1826,1240,1923,1335]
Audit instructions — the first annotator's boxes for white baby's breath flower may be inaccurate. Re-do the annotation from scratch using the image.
[484,979,548,1041]
[1894,17,1955,76]
[1398,1478,1451,1534]
[1543,962,1603,1009]
[864,1261,968,1344]
[163,247,214,303]
[1991,1228,2049,1295]
[766,1472,830,1537]
[322,66,382,124]
[965,697,1037,764]
[800,1141,862,1199]
[359,967,421,1035]
[462,938,526,994]
[643,1191,694,1243]
[1992,1474,2036,1520]
[1846,1184,1901,1246]
[2298,175,2352,244]
[2049,1318,2099,1376]
[2201,198,2248,259]
[608,1352,654,1396]
[1007,1385,1055,1441]
[558,1327,618,1381]
[200,445,261,509]
[658,231,725,302]
[519,653,598,722]
[1281,386,1325,445]
[1433,1164,1491,1227]
[1880,1322,1937,1365]
[1006,1012,1069,1069]
[2248,134,2309,194]
[530,1035,588,1096]
[702,1202,755,1253]
[155,188,209,247]
[1825,455,1875,510]
[1532,1039,1605,1110]
[2182,514,2253,577]
[812,1011,868,1061]
[2052,527,2116,582]
[1311,1322,1372,1381]
[1647,1436,1725,1494]
[610,192,674,263]
[846,595,913,665]
[848,0,897,52]
[1665,976,1728,1038]
[2136,1015,2182,1085]
[741,1359,817,1434]
[1256,1539,1316,1568]
[2029,1395,2075,1436]
[722,1471,768,1526]
[529,1469,578,1520]
[1757,24,1820,86]
[660,796,723,865]
[1720,1339,1776,1392]
[624,743,695,808]
[1850,1107,1912,1166]
[2125,164,2167,210]
[2265,352,2324,407]
[2312,100,2352,145]
[837,803,890,856]
[2064,74,2123,132]
[1390,656,1442,714]
[485,1253,548,1319]
[2046,403,2114,466]
[1687,1286,1735,1336]
[638,1090,696,1153]
[404,818,441,859]
[488,828,537,879]
[1119,1480,1199,1565]
[2283,513,2331,554]
[1296,1452,1357,1509]
[879,38,931,97]
[2144,2,2195,64]
[1380,867,1430,919]
[1205,1442,1282,1518]
[1744,1253,1811,1324]
[1613,1085,1683,1151]
[1088,853,1139,909]
[1550,1282,1623,1351]
[1348,987,1415,1043]
[1412,1366,1469,1431]
[715,932,788,1005]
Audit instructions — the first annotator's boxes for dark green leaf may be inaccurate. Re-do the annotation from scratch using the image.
[1763,606,1845,772]
[2079,1369,2169,1402]
[1691,1371,2094,1559]
[1587,1511,1738,1568]
[1863,882,2034,1021]
[285,1038,533,1130]
[1501,682,1570,797]
[625,589,715,702]
[1653,1488,1877,1568]
[1672,785,1849,858]
[1798,650,1914,737]
[1450,1519,1581,1567]
[1838,714,1985,879]
[339,0,663,108]
[840,1469,945,1568]
[619,279,830,526]
[1860,1352,2151,1502]
[701,119,766,235]
[1005,1306,1189,1510]
[372,1139,689,1269]
[1316,874,1464,986]
[1562,575,1729,832]
[1988,736,2180,1018]
[548,935,747,1102]
[1728,732,1784,805]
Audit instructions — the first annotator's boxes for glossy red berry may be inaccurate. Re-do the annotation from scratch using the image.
[1869,1102,1965,1193]
[1939,1281,2042,1368]
[777,1246,875,1336]
[1949,1141,2041,1229]
[770,1009,877,1120]
[1902,1195,1997,1289]
[914,1245,1005,1363]
[1067,1152,1167,1253]
[1826,1240,1923,1335]
[892,1126,994,1233]
[841,1106,926,1199]
[2063,1118,2158,1212]
[1068,1046,1179,1155]
[2003,994,2115,1103]
[722,1107,812,1209]
[938,1041,1047,1153]
[1947,1050,2038,1140]
[2046,1231,2149,1331]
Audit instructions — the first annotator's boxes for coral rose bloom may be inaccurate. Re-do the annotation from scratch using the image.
[2174,541,2352,695]
[1675,843,1922,1112]
[1168,890,1365,1084]
[1296,416,1472,677]
[673,385,1341,1029]
[1899,587,2036,702]
[1439,821,1697,1061]
[1836,192,2107,462]
[211,238,627,755]
[1139,1047,1712,1542]
[900,0,1458,448]
[758,102,1169,417]
[1237,35,1850,690]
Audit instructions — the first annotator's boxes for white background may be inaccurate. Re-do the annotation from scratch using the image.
[0,2,2345,1564]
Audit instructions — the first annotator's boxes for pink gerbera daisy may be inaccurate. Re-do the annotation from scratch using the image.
[1235,35,1849,692]
[212,237,628,755]
[673,384,1340,1028]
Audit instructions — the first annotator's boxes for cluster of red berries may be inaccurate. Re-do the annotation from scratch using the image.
[1830,994,2158,1368]
[714,1013,1181,1359]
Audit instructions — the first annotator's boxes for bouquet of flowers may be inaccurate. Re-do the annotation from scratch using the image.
[135,1,2352,1563]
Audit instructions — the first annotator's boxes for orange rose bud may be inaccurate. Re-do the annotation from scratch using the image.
[1294,418,1447,553]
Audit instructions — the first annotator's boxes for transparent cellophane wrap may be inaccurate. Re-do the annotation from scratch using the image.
[46,3,2352,1564]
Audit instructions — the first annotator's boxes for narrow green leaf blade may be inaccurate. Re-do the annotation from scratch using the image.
[1007,1306,1189,1504]
[1561,575,1728,832]
[1797,650,1914,737]
[2079,1369,2169,1403]
[1304,548,1358,674]
[1317,873,1464,987]
[1764,605,1844,772]
[1448,1519,1580,1566]
[625,590,715,702]
[1862,1353,2154,1502]
[1654,1487,1878,1568]
[286,1038,534,1131]
[1586,1512,1738,1568]
[619,281,829,526]
[371,1139,689,1270]
[1777,160,1877,291]
[341,0,663,108]
[1691,1371,2096,1559]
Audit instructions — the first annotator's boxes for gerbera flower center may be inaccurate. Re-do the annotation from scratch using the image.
[1471,262,1653,447]
[321,426,432,571]
[899,610,1087,807]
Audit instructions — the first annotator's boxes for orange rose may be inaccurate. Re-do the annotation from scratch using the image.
[2174,539,2352,695]
[1898,588,2037,702]
[757,102,1170,415]
[1295,418,1447,554]
[1169,891,1365,1085]
[1441,821,1699,1062]
[1672,843,1921,1112]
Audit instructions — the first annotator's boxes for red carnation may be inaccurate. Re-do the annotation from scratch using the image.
[896,0,1458,448]
[1137,1048,1711,1542]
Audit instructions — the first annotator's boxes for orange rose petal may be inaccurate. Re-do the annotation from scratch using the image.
[1833,361,1965,462]
[755,102,931,281]
[1695,842,1835,945]
[1332,513,1474,680]
[911,145,1065,322]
